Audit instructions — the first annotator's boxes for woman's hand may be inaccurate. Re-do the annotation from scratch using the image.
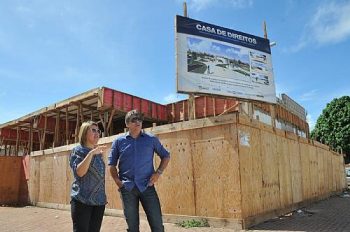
[90,145,107,156]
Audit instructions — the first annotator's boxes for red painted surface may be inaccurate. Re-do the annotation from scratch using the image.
[102,87,167,121]
[166,96,239,122]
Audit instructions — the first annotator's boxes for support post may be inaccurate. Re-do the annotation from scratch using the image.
[15,126,19,156]
[29,122,33,155]
[66,106,69,145]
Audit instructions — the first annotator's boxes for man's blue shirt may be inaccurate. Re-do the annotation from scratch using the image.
[108,131,170,192]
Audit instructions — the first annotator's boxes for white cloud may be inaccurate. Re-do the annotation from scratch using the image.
[299,89,318,101]
[307,113,316,131]
[188,39,212,53]
[289,1,350,52]
[275,82,291,97]
[229,0,253,8]
[188,0,253,12]
[310,1,350,45]
[163,93,187,104]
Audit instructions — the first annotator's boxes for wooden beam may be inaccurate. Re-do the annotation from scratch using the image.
[15,127,19,156]
[66,106,69,145]
[29,122,33,155]
[181,101,185,121]
[4,142,7,156]
[40,114,47,150]
[106,109,116,136]
[171,103,175,122]
[75,106,80,143]
[188,94,195,120]
[263,21,268,39]
[213,98,216,116]
[204,96,207,118]
[79,102,84,123]
[71,101,97,112]
[54,111,60,147]
[103,111,108,137]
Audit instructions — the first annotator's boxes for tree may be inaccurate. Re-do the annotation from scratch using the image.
[311,96,350,161]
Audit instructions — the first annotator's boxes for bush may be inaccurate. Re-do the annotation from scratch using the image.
[176,218,209,228]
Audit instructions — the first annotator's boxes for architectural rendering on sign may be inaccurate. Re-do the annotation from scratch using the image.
[176,15,276,103]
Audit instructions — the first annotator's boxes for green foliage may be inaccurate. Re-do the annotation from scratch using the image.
[311,96,350,155]
[176,218,209,228]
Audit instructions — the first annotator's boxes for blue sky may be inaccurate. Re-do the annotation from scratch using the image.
[1,0,349,130]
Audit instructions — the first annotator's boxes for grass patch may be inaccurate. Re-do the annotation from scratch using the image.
[176,218,209,228]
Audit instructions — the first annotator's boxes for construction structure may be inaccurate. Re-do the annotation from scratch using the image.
[0,86,345,229]
[0,87,309,158]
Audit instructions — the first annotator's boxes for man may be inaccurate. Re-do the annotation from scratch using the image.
[108,110,170,232]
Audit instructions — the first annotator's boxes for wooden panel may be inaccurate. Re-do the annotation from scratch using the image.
[300,143,311,200]
[277,135,293,208]
[288,139,303,203]
[156,131,196,216]
[317,147,326,197]
[113,91,124,110]
[325,150,332,193]
[191,124,241,218]
[260,130,280,212]
[38,155,53,202]
[238,124,263,218]
[123,94,133,112]
[25,113,345,229]
[157,104,167,121]
[52,152,69,203]
[103,88,113,108]
[132,97,141,112]
[0,157,22,204]
[29,156,40,204]
[309,145,319,199]
[141,99,150,118]
[66,152,74,204]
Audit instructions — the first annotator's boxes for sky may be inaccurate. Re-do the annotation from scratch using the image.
[1,0,350,130]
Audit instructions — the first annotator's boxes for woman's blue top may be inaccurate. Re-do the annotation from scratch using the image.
[69,145,107,205]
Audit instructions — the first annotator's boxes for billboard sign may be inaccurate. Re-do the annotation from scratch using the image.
[176,15,276,103]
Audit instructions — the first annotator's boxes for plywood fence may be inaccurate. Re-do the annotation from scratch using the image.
[28,114,346,229]
[0,156,29,205]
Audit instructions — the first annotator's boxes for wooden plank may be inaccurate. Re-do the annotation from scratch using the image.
[40,114,47,150]
[156,130,196,216]
[288,139,303,203]
[309,144,319,199]
[238,124,263,218]
[52,152,69,204]
[299,142,311,200]
[28,156,40,204]
[317,147,326,198]
[0,157,22,204]
[39,155,53,202]
[65,106,69,145]
[191,124,241,218]
[276,135,293,208]
[260,130,280,213]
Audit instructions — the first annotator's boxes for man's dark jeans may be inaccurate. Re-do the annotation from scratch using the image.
[120,186,164,232]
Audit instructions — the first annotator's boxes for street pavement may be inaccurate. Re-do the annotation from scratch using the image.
[1,193,350,232]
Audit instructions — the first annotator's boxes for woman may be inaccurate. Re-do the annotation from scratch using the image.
[70,121,107,232]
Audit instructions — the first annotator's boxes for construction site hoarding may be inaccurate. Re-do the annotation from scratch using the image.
[176,15,276,103]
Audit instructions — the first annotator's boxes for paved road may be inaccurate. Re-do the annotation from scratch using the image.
[1,193,350,231]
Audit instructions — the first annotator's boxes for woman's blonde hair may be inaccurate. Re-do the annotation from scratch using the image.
[78,121,98,147]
